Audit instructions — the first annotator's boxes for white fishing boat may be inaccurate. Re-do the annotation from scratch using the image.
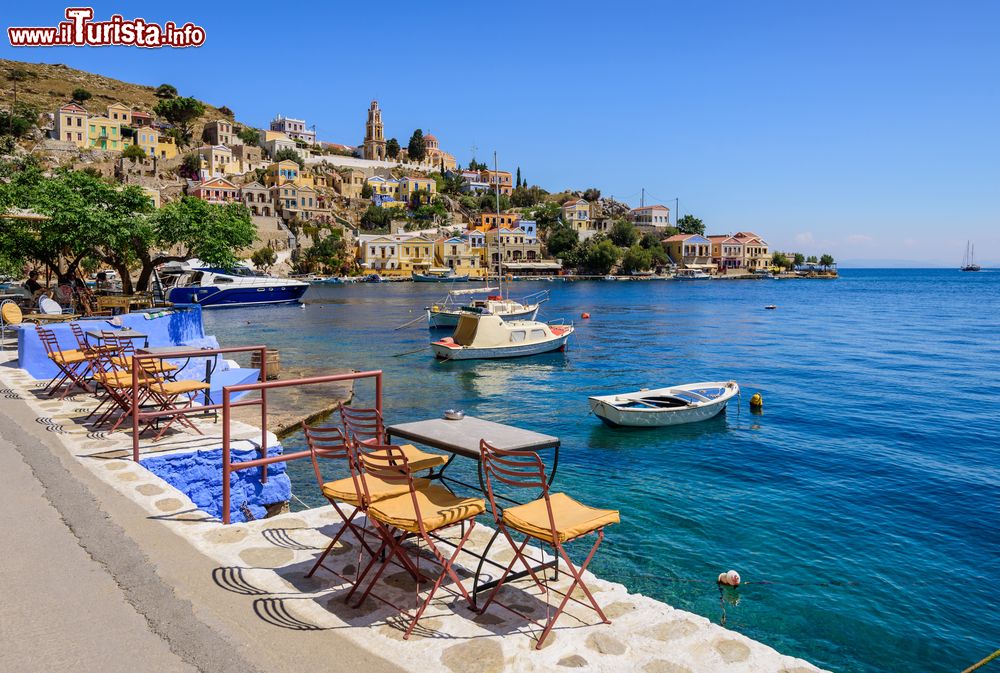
[673,269,713,280]
[431,312,573,360]
[589,381,739,427]
[412,267,470,282]
[426,287,546,328]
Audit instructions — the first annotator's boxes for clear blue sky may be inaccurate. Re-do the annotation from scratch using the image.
[2,1,998,265]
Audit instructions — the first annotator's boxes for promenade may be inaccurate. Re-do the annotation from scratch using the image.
[0,351,825,673]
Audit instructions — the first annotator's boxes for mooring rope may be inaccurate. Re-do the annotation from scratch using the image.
[392,345,431,357]
[394,314,427,331]
[962,648,1000,673]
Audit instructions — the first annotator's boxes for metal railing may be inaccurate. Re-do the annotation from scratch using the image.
[220,370,382,524]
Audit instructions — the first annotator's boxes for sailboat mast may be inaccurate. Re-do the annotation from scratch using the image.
[494,151,504,297]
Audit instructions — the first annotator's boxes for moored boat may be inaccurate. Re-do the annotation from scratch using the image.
[161,261,308,308]
[673,269,713,280]
[431,312,573,360]
[412,268,470,282]
[426,287,546,328]
[589,381,739,427]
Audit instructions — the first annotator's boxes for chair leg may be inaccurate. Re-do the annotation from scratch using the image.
[306,504,373,578]
[402,521,477,639]
[477,526,547,614]
[534,531,608,649]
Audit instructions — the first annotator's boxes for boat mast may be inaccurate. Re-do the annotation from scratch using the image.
[494,150,504,298]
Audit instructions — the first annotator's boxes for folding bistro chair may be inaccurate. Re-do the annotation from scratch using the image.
[142,376,211,441]
[339,403,449,472]
[478,439,620,649]
[347,442,485,640]
[304,425,432,580]
[35,327,92,399]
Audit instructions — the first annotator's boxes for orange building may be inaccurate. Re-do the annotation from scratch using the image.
[472,212,521,232]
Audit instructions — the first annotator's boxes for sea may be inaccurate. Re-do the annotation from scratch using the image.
[203,268,1000,673]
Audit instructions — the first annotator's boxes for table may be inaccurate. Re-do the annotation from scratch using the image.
[385,415,561,605]
[87,329,149,348]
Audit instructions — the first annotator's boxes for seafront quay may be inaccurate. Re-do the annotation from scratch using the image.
[0,340,826,673]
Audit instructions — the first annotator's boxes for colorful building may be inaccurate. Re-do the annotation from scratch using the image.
[132,127,159,157]
[191,177,240,203]
[435,236,482,277]
[663,234,713,270]
[87,116,122,151]
[271,115,315,144]
[197,145,237,176]
[156,135,178,160]
[708,235,745,272]
[628,205,672,232]
[55,102,88,148]
[733,232,771,270]
[479,169,513,195]
[398,176,437,204]
[106,102,132,126]
[204,119,234,146]
[240,182,273,217]
[561,198,592,234]
[263,159,311,187]
[473,212,520,232]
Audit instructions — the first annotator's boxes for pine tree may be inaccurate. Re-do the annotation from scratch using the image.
[407,130,427,162]
[516,166,522,188]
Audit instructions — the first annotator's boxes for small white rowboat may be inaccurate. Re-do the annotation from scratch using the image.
[589,381,739,427]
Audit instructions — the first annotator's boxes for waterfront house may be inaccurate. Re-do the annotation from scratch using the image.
[396,235,435,274]
[664,234,713,269]
[87,116,122,151]
[191,177,240,203]
[358,234,399,271]
[270,115,315,144]
[106,102,132,125]
[733,231,772,270]
[240,182,273,217]
[485,226,543,266]
[473,212,520,232]
[561,199,593,237]
[435,236,481,277]
[708,235,745,272]
[55,102,88,148]
[629,205,672,233]
[197,145,237,176]
[204,119,234,146]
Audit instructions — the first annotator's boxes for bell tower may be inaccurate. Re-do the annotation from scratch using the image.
[363,100,386,160]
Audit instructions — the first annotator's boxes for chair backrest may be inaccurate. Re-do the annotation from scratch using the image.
[355,441,426,528]
[35,326,63,359]
[480,439,556,536]
[39,296,63,315]
[339,403,385,445]
[303,424,355,492]
[69,323,90,350]
[1,300,22,327]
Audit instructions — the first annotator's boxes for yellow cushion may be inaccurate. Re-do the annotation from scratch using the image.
[96,371,154,387]
[110,357,178,373]
[49,349,87,364]
[1,302,22,324]
[364,442,448,471]
[502,492,619,544]
[322,475,430,508]
[368,485,485,534]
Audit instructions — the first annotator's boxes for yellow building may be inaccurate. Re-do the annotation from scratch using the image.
[198,145,237,176]
[106,102,132,126]
[473,212,520,233]
[396,235,435,273]
[131,127,159,157]
[561,198,591,233]
[263,160,314,187]
[156,135,178,159]
[435,236,482,278]
[87,116,123,151]
[398,176,436,204]
[366,175,400,197]
[55,102,88,148]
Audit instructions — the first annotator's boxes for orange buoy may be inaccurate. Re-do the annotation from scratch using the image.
[581,312,591,319]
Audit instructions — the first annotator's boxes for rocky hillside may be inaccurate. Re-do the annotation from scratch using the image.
[0,58,228,125]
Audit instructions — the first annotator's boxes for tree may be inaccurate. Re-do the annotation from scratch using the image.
[218,106,234,118]
[793,253,805,268]
[639,232,670,267]
[511,185,545,208]
[676,214,705,235]
[180,153,202,179]
[806,255,818,263]
[516,166,522,189]
[468,158,487,171]
[237,126,260,146]
[304,230,353,274]
[544,222,578,258]
[478,193,510,212]
[0,102,38,139]
[771,252,788,269]
[272,147,304,167]
[526,201,561,231]
[582,238,620,275]
[251,246,277,273]
[153,96,205,147]
[155,83,178,99]
[122,144,147,161]
[583,187,601,202]
[609,219,639,248]
[819,254,835,269]
[621,244,654,274]
[407,130,426,162]
[71,88,92,104]
[360,182,373,199]
[360,204,393,231]
[386,137,400,159]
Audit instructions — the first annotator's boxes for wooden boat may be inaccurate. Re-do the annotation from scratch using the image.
[589,381,739,427]
[431,312,573,360]
[426,287,546,328]
[413,268,470,282]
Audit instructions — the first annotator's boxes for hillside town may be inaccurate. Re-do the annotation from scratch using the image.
[4,65,835,281]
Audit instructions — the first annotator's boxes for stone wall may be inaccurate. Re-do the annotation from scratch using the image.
[141,443,290,523]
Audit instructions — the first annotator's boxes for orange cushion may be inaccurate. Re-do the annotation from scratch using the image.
[322,475,430,508]
[368,485,484,534]
[502,492,619,544]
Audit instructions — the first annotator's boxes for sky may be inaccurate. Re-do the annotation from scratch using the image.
[1,1,998,265]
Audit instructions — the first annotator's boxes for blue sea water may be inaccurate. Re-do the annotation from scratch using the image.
[203,269,1000,673]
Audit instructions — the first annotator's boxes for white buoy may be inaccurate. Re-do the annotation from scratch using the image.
[717,570,741,586]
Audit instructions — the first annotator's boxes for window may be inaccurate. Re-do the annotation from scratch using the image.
[511,331,526,343]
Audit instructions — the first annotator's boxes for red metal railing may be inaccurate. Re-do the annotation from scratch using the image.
[220,370,383,524]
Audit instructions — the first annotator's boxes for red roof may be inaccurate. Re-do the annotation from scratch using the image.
[630,205,670,212]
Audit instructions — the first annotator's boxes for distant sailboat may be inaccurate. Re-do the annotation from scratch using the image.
[961,241,981,272]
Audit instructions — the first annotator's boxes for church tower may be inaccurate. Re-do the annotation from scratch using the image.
[363,100,386,160]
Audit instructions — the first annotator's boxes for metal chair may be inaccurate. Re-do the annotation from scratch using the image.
[35,326,92,399]
[0,300,22,346]
[478,439,620,649]
[347,442,485,640]
[339,403,448,472]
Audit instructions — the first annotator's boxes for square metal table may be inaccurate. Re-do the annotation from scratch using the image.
[86,328,149,348]
[385,415,561,605]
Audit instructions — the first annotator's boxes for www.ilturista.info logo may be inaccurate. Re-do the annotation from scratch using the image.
[8,8,206,48]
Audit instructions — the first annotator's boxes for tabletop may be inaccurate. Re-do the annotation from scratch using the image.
[87,329,148,340]
[136,346,213,356]
[386,415,559,460]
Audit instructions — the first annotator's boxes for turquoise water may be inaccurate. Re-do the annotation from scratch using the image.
[204,269,1000,673]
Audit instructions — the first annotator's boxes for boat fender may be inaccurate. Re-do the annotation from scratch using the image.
[750,393,763,408]
[718,570,741,586]
[581,312,591,319]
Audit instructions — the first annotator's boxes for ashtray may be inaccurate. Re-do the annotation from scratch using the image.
[443,409,465,421]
